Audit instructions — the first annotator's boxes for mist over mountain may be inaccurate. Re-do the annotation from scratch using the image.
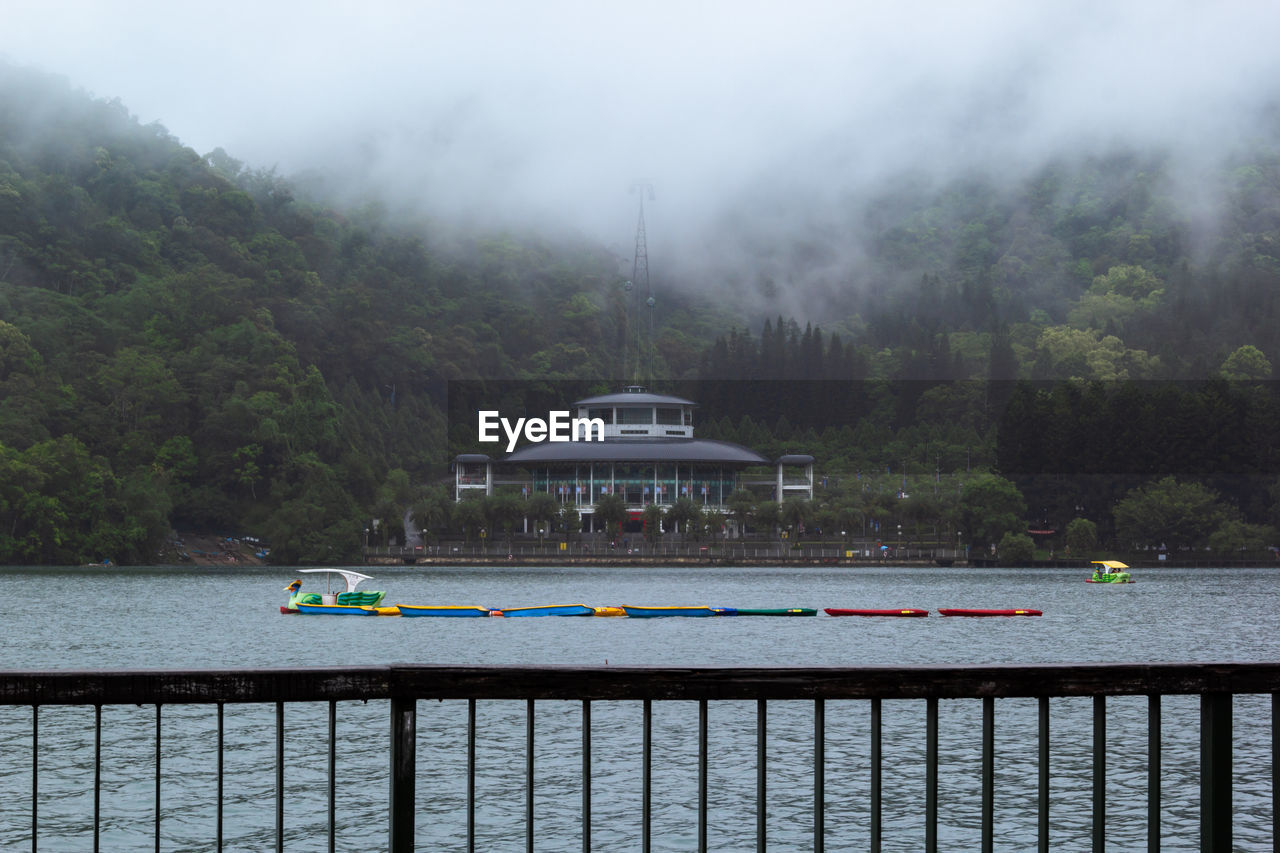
[7,1,1280,326]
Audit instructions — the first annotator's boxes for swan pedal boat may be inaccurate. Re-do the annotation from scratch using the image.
[1087,560,1134,583]
[282,570,389,615]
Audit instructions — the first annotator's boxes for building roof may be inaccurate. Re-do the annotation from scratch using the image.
[574,391,698,407]
[454,453,492,463]
[503,438,768,465]
[776,454,815,465]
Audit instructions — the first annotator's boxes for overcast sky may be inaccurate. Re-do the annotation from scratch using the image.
[6,1,1280,294]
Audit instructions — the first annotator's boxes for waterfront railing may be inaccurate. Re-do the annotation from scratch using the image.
[2,662,1276,852]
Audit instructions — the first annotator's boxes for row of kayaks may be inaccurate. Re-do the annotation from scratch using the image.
[282,571,1043,619]
[285,602,1043,618]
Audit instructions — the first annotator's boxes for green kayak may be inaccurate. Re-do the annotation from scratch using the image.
[728,608,818,617]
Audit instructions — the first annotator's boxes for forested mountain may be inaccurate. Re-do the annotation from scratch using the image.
[0,64,715,563]
[4,61,1280,564]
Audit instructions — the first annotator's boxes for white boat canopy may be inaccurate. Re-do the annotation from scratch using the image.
[298,568,374,592]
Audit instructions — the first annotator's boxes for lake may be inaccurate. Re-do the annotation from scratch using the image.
[1,564,1276,850]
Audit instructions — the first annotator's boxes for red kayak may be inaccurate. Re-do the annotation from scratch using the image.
[938,608,1042,617]
[824,608,929,617]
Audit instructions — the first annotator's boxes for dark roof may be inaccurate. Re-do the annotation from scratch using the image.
[573,391,697,407]
[454,453,492,463]
[776,454,815,465]
[503,438,767,465]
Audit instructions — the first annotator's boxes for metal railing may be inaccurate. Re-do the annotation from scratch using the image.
[2,662,1277,851]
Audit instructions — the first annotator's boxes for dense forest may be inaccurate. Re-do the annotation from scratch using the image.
[4,62,1280,563]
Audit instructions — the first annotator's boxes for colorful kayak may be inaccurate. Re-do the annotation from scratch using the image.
[395,605,493,618]
[497,604,595,617]
[824,608,929,617]
[730,608,818,616]
[938,609,1042,617]
[620,605,721,618]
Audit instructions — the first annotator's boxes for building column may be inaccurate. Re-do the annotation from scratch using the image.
[485,461,493,497]
[776,463,784,503]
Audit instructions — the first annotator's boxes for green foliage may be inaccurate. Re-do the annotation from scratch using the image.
[1064,518,1098,554]
[959,474,1027,548]
[1112,476,1234,551]
[594,494,627,539]
[997,532,1035,565]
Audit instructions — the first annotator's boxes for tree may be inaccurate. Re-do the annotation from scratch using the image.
[1208,520,1275,555]
[664,496,699,535]
[725,488,756,538]
[753,500,781,537]
[452,497,487,543]
[1221,345,1272,380]
[525,493,559,544]
[559,502,581,542]
[594,494,627,541]
[642,503,663,545]
[1063,517,1098,555]
[780,500,810,540]
[1112,477,1234,551]
[997,531,1035,565]
[959,474,1026,549]
[486,492,523,546]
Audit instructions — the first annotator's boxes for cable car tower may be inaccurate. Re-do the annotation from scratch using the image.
[629,181,655,381]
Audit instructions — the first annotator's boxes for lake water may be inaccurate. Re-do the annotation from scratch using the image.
[1,564,1277,850]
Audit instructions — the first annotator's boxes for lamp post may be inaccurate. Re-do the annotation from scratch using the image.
[957,530,962,559]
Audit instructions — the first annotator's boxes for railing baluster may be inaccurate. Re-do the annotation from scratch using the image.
[582,700,591,853]
[32,704,37,853]
[389,697,416,853]
[1273,693,1278,853]
[217,703,224,853]
[94,704,101,853]
[1148,695,1160,853]
[1200,693,1232,852]
[870,696,880,845]
[982,696,994,853]
[155,703,162,853]
[1093,695,1105,853]
[698,699,708,853]
[468,699,476,853]
[275,701,284,853]
[642,698,651,853]
[926,697,938,853]
[526,698,534,853]
[328,700,336,853]
[1039,697,1049,853]
[814,699,824,853]
[757,698,767,852]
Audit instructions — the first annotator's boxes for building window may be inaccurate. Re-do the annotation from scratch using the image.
[587,407,613,424]
[656,407,682,425]
[617,407,654,425]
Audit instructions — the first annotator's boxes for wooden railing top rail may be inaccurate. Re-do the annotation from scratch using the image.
[2,662,1279,706]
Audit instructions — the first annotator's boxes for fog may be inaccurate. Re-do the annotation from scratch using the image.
[7,0,1280,318]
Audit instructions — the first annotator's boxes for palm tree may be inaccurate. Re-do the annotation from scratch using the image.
[595,494,627,542]
[725,488,756,539]
[525,493,559,546]
[665,496,699,535]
